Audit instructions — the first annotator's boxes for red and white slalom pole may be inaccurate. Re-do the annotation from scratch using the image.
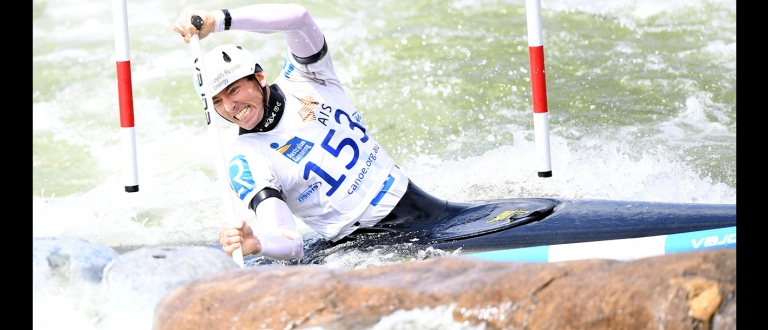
[526,0,553,178]
[112,0,139,192]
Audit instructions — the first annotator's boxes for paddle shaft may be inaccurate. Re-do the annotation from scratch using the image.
[189,15,244,267]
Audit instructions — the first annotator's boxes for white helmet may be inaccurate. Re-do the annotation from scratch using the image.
[194,44,262,98]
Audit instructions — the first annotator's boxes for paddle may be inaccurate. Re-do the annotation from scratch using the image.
[189,15,244,267]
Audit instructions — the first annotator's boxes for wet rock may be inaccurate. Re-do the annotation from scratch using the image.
[33,236,121,330]
[103,245,241,330]
[153,249,736,330]
[32,236,119,297]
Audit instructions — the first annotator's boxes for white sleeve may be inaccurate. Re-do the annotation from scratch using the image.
[253,197,305,261]
[212,4,326,58]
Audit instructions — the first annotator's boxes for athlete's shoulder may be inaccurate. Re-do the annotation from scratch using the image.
[278,47,341,85]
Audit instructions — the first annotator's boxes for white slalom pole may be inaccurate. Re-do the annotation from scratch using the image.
[526,0,553,178]
[112,0,140,192]
[189,16,244,267]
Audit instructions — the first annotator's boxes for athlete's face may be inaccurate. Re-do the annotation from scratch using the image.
[212,72,269,130]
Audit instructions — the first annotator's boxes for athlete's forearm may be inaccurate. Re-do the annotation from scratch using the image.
[212,4,325,58]
[254,231,304,260]
[254,197,305,261]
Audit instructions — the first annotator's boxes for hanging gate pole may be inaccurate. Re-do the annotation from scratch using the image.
[526,0,553,178]
[112,0,140,192]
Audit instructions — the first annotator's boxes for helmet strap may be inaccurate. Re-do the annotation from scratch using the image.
[239,83,286,135]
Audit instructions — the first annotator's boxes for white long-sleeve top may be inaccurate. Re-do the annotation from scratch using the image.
[211,4,408,262]
[212,4,325,58]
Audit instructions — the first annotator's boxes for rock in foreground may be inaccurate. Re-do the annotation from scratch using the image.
[154,249,735,330]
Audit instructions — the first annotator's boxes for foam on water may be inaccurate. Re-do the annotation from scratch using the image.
[401,132,734,204]
[543,0,734,18]
[33,0,735,328]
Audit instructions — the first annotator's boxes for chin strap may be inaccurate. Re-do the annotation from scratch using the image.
[239,83,286,135]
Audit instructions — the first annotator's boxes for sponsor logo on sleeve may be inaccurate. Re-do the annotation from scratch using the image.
[281,55,295,78]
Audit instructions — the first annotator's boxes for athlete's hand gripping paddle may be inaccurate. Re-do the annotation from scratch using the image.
[189,15,244,267]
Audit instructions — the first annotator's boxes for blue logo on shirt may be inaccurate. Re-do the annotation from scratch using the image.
[229,155,255,200]
[276,136,314,163]
[298,182,322,202]
[352,111,363,123]
[281,54,295,78]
